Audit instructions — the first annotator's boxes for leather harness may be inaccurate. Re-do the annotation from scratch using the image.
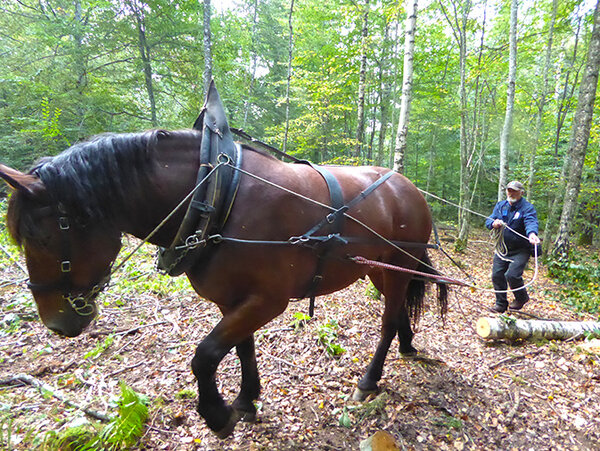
[156,82,401,318]
[157,82,243,276]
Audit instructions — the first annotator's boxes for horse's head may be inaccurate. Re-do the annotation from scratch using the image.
[0,164,121,337]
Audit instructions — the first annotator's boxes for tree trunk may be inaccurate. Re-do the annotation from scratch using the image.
[283,0,295,153]
[527,0,557,202]
[243,0,260,128]
[552,0,600,259]
[542,16,583,255]
[438,0,472,249]
[497,0,518,201]
[131,1,157,127]
[203,0,213,93]
[477,317,600,341]
[73,0,87,139]
[354,0,369,159]
[376,20,391,167]
[393,0,418,174]
[578,147,600,244]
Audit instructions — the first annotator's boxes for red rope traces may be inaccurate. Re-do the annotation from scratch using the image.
[350,256,468,287]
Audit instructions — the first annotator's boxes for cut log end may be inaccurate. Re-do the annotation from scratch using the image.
[476,317,492,339]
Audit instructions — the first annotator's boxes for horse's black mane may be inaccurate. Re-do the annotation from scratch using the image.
[32,129,195,222]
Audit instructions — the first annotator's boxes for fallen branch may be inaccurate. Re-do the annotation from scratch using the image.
[0,373,111,422]
[489,349,544,369]
[108,361,144,378]
[504,389,520,426]
[89,320,168,338]
[476,317,600,341]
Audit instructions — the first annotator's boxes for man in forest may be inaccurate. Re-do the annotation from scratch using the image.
[485,181,541,313]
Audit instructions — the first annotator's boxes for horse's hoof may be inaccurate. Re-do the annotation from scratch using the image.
[237,409,257,423]
[214,410,242,439]
[352,387,377,402]
[400,347,418,357]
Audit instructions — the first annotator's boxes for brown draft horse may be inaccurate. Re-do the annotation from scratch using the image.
[0,99,447,439]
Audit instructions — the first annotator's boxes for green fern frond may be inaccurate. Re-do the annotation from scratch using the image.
[98,382,149,449]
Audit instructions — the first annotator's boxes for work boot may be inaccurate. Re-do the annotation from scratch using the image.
[509,297,528,310]
[489,304,507,313]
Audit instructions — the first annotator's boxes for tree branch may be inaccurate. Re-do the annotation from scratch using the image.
[0,373,111,422]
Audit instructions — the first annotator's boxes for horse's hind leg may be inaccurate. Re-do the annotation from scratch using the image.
[232,335,260,422]
[354,270,410,401]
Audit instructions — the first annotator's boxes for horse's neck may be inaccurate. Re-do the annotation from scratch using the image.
[120,135,201,247]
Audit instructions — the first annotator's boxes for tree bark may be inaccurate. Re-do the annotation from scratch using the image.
[497,0,518,201]
[477,317,600,341]
[243,0,260,128]
[542,16,583,255]
[283,0,295,153]
[354,0,369,159]
[526,0,557,202]
[130,1,157,127]
[393,0,418,174]
[552,0,600,259]
[203,0,213,93]
[73,0,87,138]
[439,0,472,249]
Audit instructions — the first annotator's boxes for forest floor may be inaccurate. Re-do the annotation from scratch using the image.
[0,229,599,450]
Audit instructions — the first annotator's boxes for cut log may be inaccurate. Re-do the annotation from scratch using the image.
[476,317,600,340]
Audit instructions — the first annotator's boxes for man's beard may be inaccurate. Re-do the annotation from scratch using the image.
[507,195,519,204]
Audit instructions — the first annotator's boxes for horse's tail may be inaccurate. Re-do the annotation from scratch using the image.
[406,251,449,323]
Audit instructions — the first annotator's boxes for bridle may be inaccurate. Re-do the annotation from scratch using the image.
[26,205,113,317]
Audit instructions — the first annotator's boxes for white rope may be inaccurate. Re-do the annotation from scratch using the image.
[418,187,540,294]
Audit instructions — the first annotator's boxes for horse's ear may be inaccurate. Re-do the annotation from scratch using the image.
[0,164,44,197]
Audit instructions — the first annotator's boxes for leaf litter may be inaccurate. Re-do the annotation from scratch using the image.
[0,230,599,450]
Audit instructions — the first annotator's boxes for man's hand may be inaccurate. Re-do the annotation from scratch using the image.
[529,233,540,245]
[492,219,504,229]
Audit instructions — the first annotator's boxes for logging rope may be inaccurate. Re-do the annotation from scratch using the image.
[417,188,540,293]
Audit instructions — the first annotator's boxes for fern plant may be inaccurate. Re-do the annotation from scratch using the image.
[42,382,149,450]
[96,382,149,449]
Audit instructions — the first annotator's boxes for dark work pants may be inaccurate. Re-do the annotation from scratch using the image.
[491,249,530,308]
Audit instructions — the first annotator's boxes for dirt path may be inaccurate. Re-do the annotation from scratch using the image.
[1,233,599,450]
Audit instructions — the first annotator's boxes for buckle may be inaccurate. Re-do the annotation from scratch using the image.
[60,261,72,273]
[59,216,70,230]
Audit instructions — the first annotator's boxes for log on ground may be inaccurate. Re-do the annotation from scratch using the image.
[476,317,600,340]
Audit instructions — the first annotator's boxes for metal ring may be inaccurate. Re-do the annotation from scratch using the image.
[217,153,232,164]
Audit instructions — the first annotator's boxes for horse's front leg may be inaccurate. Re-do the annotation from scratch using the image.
[191,295,287,438]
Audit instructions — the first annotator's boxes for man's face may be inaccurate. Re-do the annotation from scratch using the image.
[506,188,523,204]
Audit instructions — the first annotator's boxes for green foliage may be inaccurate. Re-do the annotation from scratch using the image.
[43,382,149,451]
[337,392,390,426]
[98,382,149,449]
[365,281,381,301]
[316,318,346,356]
[433,413,463,431]
[546,250,600,315]
[0,0,598,247]
[84,335,115,360]
[290,312,312,330]
[175,389,196,400]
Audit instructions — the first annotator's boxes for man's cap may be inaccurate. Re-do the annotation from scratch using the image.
[506,180,525,191]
